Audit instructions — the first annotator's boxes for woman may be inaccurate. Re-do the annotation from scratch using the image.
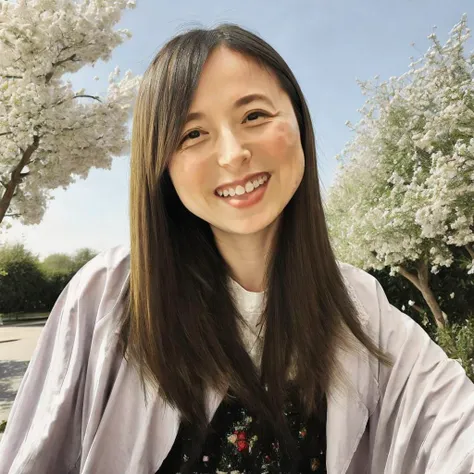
[1,24,473,474]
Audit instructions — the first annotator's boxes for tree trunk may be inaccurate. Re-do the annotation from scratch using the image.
[0,135,40,225]
[398,260,446,328]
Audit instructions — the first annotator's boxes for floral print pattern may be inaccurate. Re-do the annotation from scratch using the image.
[158,384,327,474]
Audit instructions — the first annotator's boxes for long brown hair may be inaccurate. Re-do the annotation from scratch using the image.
[120,23,392,465]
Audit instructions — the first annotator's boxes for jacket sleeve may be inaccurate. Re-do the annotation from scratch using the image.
[367,276,474,474]
[0,249,123,474]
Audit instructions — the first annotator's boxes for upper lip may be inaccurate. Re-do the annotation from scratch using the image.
[215,172,270,193]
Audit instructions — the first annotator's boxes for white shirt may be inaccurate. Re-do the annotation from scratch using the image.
[228,277,265,369]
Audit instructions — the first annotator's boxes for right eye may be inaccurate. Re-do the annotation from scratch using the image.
[186,130,201,140]
[180,129,203,147]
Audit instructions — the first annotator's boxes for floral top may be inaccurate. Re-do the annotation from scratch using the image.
[157,384,327,474]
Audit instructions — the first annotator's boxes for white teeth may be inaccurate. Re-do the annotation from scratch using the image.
[217,174,269,198]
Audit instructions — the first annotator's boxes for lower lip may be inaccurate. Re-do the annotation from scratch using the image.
[217,178,270,209]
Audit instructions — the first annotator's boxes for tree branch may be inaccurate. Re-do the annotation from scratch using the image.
[45,53,78,83]
[397,265,422,292]
[0,131,13,137]
[0,75,23,79]
[74,94,102,103]
[411,303,425,315]
[465,244,474,260]
[53,53,79,68]
[0,135,40,224]
[54,93,102,108]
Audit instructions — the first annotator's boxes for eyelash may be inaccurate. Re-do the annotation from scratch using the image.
[180,110,269,145]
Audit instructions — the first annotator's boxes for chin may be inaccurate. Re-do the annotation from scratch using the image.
[213,213,281,237]
[230,224,270,235]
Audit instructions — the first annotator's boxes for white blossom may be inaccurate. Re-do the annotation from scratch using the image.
[326,15,474,277]
[0,0,141,226]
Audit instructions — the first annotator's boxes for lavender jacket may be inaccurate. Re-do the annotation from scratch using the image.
[1,245,473,474]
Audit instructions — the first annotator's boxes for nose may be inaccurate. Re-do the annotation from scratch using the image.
[216,128,251,169]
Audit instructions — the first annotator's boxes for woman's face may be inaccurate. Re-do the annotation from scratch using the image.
[168,46,305,236]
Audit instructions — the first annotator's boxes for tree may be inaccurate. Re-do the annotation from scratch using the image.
[72,247,98,270]
[40,252,75,275]
[39,248,97,309]
[40,247,97,275]
[326,16,474,329]
[0,0,140,228]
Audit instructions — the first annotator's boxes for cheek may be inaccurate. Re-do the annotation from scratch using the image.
[263,121,301,162]
[169,155,206,195]
[262,121,304,184]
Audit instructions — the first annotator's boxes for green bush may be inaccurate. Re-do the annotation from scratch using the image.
[40,253,76,275]
[437,318,474,381]
[0,244,46,313]
[0,244,97,314]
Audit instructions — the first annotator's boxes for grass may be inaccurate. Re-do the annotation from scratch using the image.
[0,312,49,323]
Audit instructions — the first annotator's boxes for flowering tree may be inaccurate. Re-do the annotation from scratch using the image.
[0,0,140,227]
[326,16,474,329]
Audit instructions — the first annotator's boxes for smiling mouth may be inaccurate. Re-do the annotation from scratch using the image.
[215,173,270,198]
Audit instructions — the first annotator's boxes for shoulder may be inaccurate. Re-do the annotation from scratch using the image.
[335,261,435,362]
[62,245,131,325]
[336,260,378,291]
[336,261,381,328]
[78,245,130,283]
[336,261,420,349]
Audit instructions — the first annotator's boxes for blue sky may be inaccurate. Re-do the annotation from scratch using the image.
[3,0,473,258]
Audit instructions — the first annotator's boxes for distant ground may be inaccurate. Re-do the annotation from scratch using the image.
[0,321,45,441]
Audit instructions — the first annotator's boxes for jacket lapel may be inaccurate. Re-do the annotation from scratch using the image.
[326,384,369,474]
[326,341,380,474]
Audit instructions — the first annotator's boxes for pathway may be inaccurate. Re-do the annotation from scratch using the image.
[0,321,45,441]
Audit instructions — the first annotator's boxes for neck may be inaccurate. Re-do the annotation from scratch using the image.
[212,221,279,293]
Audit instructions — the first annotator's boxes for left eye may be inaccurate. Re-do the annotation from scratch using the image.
[244,111,266,122]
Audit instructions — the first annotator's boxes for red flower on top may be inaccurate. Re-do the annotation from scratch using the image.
[237,440,248,451]
[235,430,249,452]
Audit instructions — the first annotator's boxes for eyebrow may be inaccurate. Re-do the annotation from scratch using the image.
[184,93,274,125]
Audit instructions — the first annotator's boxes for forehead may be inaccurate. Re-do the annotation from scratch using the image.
[190,46,282,106]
